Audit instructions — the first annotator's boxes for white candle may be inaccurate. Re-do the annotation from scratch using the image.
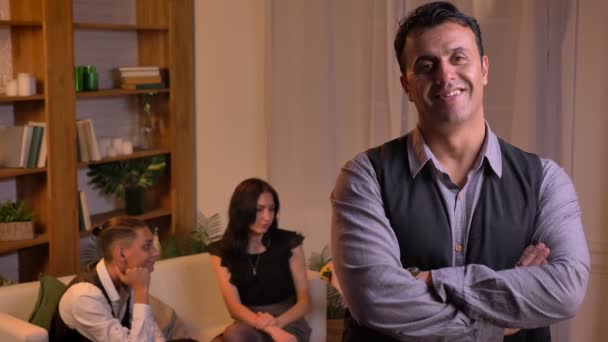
[17,73,35,96]
[122,140,133,154]
[98,138,110,159]
[111,138,123,153]
[106,146,118,158]
[5,79,17,96]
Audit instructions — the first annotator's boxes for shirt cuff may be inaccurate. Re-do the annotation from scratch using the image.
[132,303,154,321]
[431,266,465,303]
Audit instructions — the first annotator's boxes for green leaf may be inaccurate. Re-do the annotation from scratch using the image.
[0,200,34,222]
[87,155,167,198]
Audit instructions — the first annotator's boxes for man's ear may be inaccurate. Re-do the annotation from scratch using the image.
[400,75,413,102]
[481,55,489,86]
[111,244,125,261]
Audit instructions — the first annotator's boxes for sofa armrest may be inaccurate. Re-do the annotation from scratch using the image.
[0,312,48,342]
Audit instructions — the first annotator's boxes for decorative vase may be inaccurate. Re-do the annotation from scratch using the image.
[139,94,156,150]
[124,187,144,215]
[139,115,155,150]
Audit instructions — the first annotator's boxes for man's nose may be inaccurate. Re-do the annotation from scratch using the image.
[434,60,456,85]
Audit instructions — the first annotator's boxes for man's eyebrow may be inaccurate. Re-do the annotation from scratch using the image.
[451,47,467,53]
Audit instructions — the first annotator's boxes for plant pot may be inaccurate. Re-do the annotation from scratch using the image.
[124,187,144,215]
[0,221,34,241]
[327,318,345,342]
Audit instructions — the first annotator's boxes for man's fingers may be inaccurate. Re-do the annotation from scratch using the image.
[531,247,550,266]
[517,245,535,266]
[517,243,550,267]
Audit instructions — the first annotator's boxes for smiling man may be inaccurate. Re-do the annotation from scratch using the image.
[331,2,589,341]
[49,217,164,342]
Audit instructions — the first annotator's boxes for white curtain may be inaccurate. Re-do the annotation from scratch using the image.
[266,0,411,255]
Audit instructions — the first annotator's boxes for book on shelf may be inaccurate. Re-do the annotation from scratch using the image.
[121,76,162,85]
[0,125,35,168]
[76,119,101,162]
[83,119,101,161]
[116,66,165,85]
[120,70,161,78]
[118,66,160,72]
[79,191,92,231]
[26,125,44,168]
[77,191,85,231]
[28,121,47,167]
[121,82,165,90]
[76,121,90,162]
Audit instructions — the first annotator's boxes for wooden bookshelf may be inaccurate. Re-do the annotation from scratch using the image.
[0,94,45,103]
[0,20,42,28]
[73,22,168,31]
[0,167,46,179]
[0,0,195,282]
[76,88,170,98]
[79,149,170,168]
[79,208,172,238]
[0,234,48,255]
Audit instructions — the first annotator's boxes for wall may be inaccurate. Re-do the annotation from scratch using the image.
[194,0,267,225]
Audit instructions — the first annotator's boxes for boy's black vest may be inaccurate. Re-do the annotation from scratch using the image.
[343,135,550,342]
[49,268,131,341]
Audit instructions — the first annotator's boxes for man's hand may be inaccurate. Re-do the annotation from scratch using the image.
[255,312,277,329]
[416,270,432,285]
[516,243,550,267]
[503,243,551,336]
[115,266,151,303]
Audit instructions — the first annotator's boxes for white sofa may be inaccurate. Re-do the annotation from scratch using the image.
[0,253,327,342]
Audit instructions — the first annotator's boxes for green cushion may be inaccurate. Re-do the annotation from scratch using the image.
[28,274,68,331]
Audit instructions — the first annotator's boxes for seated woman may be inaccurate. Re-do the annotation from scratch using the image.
[209,178,311,342]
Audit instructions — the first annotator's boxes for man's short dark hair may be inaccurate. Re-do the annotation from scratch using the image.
[394,1,484,74]
[95,216,149,261]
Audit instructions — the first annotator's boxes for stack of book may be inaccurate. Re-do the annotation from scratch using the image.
[77,118,101,163]
[119,66,165,90]
[0,122,47,168]
[77,191,92,232]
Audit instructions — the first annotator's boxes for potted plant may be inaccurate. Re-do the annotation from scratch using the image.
[161,211,224,259]
[0,200,35,241]
[87,155,167,215]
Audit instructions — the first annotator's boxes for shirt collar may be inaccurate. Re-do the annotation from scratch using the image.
[96,259,121,302]
[406,121,502,178]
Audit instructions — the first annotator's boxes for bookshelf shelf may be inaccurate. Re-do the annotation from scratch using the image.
[0,233,49,255]
[0,94,45,103]
[73,22,168,32]
[76,88,169,98]
[0,20,43,28]
[78,149,171,168]
[0,167,46,179]
[84,207,172,234]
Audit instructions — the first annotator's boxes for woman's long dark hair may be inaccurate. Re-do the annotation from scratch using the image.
[220,178,280,257]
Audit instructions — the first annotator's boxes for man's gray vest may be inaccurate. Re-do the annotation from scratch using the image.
[343,135,550,342]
